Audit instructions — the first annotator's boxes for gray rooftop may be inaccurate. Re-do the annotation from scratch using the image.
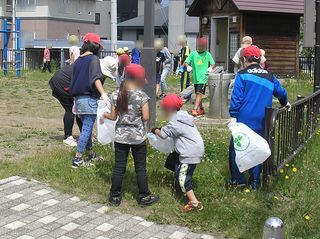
[118,6,169,28]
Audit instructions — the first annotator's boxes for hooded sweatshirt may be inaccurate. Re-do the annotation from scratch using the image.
[161,110,204,164]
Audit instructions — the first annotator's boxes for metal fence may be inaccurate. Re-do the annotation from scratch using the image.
[0,49,115,71]
[263,90,320,185]
[299,56,314,77]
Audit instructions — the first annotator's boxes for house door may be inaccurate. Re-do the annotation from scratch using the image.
[211,17,229,72]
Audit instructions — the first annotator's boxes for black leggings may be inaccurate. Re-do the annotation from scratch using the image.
[60,102,82,139]
[110,141,150,199]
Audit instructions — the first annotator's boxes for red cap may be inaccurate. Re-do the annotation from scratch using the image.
[119,54,130,65]
[161,94,184,110]
[243,45,261,59]
[124,64,146,81]
[83,33,102,47]
[197,37,208,48]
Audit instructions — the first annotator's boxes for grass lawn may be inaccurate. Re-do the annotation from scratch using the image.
[0,71,319,239]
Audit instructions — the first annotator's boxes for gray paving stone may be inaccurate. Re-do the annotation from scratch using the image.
[0,177,220,239]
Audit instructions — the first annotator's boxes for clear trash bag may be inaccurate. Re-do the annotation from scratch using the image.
[147,133,175,154]
[97,99,116,145]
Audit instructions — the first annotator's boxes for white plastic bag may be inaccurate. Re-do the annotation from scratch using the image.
[228,122,271,172]
[147,133,175,153]
[97,99,116,145]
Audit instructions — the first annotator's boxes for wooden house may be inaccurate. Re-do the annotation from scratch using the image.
[187,0,304,76]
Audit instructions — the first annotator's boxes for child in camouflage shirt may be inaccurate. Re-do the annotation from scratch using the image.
[100,64,159,207]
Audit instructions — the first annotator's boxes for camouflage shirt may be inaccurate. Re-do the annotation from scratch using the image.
[111,89,149,145]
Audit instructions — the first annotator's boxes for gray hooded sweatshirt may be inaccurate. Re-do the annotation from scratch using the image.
[161,110,204,164]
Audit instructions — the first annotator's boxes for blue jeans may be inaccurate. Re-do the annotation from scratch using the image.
[77,114,96,154]
[160,67,170,93]
[229,129,264,189]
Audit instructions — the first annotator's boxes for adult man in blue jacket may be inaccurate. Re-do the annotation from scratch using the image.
[229,45,291,189]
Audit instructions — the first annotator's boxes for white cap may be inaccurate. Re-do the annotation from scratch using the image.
[100,56,118,79]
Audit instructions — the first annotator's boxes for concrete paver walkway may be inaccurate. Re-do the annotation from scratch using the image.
[0,176,218,239]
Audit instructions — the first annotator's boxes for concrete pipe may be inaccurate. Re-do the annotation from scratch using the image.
[208,73,222,118]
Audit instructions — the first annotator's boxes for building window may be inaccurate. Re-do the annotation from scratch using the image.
[16,0,36,11]
[95,13,101,25]
[229,33,238,59]
[58,0,71,13]
[185,0,193,7]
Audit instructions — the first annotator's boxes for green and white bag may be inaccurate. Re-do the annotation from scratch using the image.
[228,122,271,172]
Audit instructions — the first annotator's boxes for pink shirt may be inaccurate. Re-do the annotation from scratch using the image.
[44,48,51,61]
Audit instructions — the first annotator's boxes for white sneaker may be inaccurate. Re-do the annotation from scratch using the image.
[63,136,77,147]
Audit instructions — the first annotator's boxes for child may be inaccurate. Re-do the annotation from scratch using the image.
[152,94,205,212]
[155,45,165,97]
[185,37,215,116]
[101,64,159,207]
[116,49,131,88]
[70,33,109,168]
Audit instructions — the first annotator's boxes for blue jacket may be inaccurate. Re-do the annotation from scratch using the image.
[131,48,141,64]
[229,64,288,130]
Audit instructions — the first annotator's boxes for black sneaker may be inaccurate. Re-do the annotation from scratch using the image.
[139,194,159,207]
[226,179,246,188]
[108,194,122,207]
[72,157,94,169]
[87,151,104,162]
[72,157,84,168]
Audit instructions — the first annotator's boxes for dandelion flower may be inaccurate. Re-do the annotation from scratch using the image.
[285,175,289,180]
[292,167,297,173]
[298,131,303,135]
[304,215,312,221]
[279,169,284,174]
[245,189,251,193]
[285,163,290,167]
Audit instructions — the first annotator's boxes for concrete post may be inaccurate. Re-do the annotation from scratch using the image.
[168,0,185,51]
[110,0,117,51]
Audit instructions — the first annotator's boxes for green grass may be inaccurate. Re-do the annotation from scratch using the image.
[0,71,319,239]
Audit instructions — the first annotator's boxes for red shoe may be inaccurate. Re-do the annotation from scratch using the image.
[198,108,205,115]
[180,201,204,213]
[191,109,199,116]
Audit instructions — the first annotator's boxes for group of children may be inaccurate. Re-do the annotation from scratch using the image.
[54,31,288,212]
[63,33,208,211]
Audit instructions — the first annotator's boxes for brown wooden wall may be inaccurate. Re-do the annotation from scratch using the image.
[244,13,300,76]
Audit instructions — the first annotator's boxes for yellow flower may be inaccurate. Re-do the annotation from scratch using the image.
[304,215,312,221]
[279,169,284,174]
[285,164,290,167]
[245,189,251,193]
[298,131,303,135]
[292,167,298,173]
[285,175,289,180]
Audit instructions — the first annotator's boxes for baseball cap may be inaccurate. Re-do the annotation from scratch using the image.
[116,48,125,55]
[197,37,208,48]
[123,46,129,52]
[242,45,262,59]
[124,64,146,82]
[118,54,130,65]
[83,33,102,47]
[161,94,184,110]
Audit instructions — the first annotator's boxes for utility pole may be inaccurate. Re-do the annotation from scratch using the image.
[314,0,320,91]
[12,0,16,58]
[142,0,156,127]
[111,0,117,51]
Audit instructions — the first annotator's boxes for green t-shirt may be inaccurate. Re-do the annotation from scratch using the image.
[185,51,215,84]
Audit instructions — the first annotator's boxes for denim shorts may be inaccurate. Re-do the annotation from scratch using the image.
[74,95,98,115]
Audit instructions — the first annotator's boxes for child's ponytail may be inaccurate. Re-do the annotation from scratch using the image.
[116,81,128,113]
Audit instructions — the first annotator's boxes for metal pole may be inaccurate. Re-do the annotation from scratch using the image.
[314,0,320,91]
[110,0,117,51]
[16,17,21,79]
[141,0,156,127]
[4,18,8,77]
[12,0,16,60]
